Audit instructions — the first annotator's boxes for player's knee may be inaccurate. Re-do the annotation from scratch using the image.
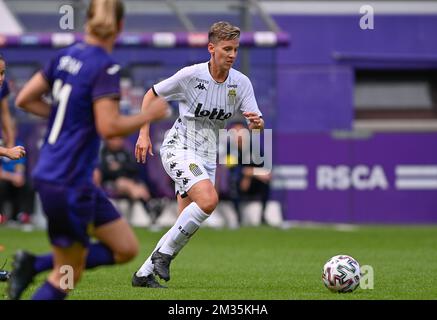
[114,240,139,263]
[198,192,218,214]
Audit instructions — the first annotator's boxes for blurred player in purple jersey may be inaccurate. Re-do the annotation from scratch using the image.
[7,0,168,300]
[0,54,26,160]
[0,54,25,281]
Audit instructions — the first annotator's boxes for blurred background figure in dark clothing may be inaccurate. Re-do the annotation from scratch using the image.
[94,136,164,226]
[226,122,271,226]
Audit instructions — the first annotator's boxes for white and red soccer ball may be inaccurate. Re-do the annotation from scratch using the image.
[322,255,361,293]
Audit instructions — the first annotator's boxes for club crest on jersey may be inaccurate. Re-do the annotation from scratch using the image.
[189,163,203,177]
[194,103,232,120]
[227,89,237,106]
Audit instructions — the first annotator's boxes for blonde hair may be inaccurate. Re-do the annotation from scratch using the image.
[208,21,241,44]
[86,0,124,40]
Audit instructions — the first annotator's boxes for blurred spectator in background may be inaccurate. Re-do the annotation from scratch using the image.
[0,54,26,160]
[0,122,34,225]
[0,156,34,225]
[94,136,163,225]
[226,122,272,226]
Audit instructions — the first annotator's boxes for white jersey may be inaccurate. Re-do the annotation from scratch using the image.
[154,62,262,163]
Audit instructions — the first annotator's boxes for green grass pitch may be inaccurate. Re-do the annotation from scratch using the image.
[1,225,437,300]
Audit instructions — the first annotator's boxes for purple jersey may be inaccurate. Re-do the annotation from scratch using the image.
[0,79,10,99]
[33,42,121,186]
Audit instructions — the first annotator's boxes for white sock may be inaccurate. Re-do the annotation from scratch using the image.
[136,228,172,277]
[135,203,209,277]
[159,202,209,256]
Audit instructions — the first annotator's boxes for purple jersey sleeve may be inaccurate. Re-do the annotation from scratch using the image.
[41,56,58,86]
[92,63,121,101]
[0,79,10,99]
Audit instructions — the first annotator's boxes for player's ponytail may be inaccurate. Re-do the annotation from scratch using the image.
[86,0,124,40]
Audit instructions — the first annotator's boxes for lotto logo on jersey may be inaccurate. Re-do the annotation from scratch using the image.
[194,103,232,120]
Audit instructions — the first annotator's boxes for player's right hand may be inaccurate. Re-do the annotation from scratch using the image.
[135,134,153,163]
[6,146,26,160]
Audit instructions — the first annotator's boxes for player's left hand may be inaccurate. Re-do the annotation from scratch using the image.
[243,112,264,130]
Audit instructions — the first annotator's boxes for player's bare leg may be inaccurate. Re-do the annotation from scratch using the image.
[177,193,193,214]
[93,217,162,289]
[93,217,139,264]
[45,244,87,292]
[8,243,86,300]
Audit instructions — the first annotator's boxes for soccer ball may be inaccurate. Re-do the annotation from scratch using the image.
[322,255,361,293]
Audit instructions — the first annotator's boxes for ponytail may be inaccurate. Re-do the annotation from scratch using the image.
[86,0,124,40]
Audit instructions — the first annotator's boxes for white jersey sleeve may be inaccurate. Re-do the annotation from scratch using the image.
[239,76,262,117]
[153,67,191,101]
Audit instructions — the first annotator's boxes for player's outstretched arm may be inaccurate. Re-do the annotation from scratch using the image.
[1,97,15,147]
[94,94,168,140]
[15,72,51,118]
[135,88,169,163]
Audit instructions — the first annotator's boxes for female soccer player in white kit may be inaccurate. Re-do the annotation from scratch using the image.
[132,21,264,287]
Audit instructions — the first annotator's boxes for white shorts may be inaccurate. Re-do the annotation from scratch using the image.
[160,146,216,198]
